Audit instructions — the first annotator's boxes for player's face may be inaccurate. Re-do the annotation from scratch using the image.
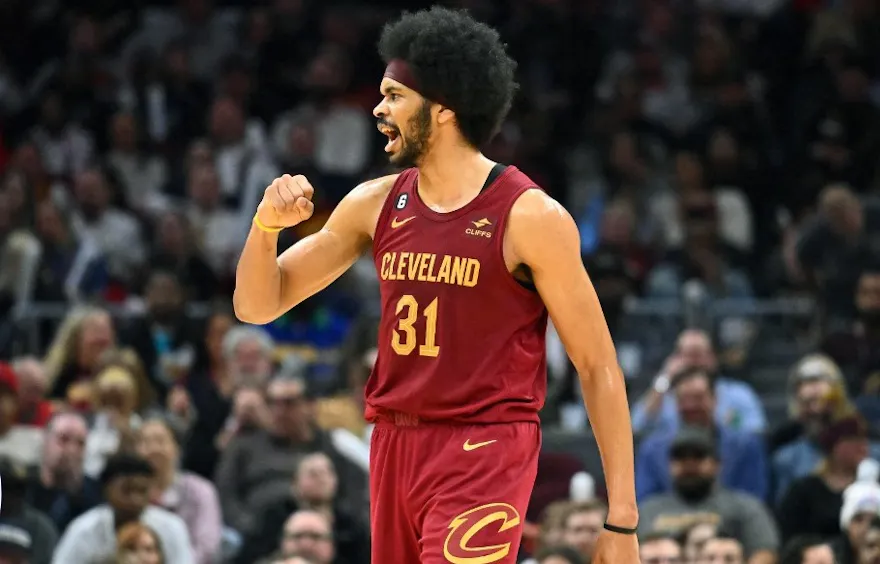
[375,78,433,168]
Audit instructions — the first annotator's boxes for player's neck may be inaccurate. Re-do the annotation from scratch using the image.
[417,145,496,211]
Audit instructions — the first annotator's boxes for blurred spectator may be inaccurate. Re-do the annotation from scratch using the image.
[699,535,746,564]
[639,532,683,564]
[632,329,766,436]
[796,186,880,327]
[558,500,606,563]
[651,151,754,254]
[52,453,193,564]
[69,167,146,290]
[149,212,219,302]
[831,481,880,562]
[646,186,753,300]
[137,417,222,564]
[222,324,275,387]
[31,198,107,303]
[116,522,165,564]
[779,536,835,564]
[27,91,94,180]
[25,410,101,532]
[823,266,880,398]
[215,374,366,536]
[44,306,115,401]
[105,111,170,218]
[0,457,58,564]
[122,269,200,398]
[180,309,236,479]
[777,412,871,542]
[0,520,36,564]
[636,370,768,500]
[237,452,368,564]
[769,354,874,502]
[638,426,779,561]
[11,357,54,427]
[0,362,44,466]
[855,515,880,564]
[266,509,335,564]
[185,162,243,278]
[83,356,151,478]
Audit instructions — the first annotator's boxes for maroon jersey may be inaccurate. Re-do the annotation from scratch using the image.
[366,166,548,424]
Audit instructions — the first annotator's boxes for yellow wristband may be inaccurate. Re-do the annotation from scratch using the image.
[253,215,283,233]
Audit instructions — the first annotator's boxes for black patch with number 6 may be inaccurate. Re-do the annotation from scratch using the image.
[396,194,409,210]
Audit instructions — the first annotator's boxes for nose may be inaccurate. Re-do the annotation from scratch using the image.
[373,99,387,118]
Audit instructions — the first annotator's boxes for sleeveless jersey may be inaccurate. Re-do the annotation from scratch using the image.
[366,166,549,424]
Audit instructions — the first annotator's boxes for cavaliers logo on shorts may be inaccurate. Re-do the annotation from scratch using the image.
[442,502,522,564]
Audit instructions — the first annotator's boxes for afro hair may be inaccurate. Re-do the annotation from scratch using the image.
[378,6,518,148]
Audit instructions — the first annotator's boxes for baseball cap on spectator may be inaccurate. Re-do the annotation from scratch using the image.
[0,363,18,395]
[840,481,880,530]
[819,413,869,454]
[670,426,717,459]
[0,521,32,559]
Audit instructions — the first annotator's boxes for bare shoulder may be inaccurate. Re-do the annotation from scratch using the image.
[348,173,399,204]
[507,189,579,265]
[327,174,399,238]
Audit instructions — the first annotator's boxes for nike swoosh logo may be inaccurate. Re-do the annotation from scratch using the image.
[463,439,497,452]
[391,216,416,229]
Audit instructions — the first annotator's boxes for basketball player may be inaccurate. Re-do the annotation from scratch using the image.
[234,7,638,563]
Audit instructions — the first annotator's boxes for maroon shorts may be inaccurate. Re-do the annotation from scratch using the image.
[369,413,540,563]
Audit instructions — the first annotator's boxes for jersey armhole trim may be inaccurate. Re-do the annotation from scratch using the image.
[494,185,545,298]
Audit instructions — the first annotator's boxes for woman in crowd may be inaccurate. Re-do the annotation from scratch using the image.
[43,306,115,402]
[137,417,222,564]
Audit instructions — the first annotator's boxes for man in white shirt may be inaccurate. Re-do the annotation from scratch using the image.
[52,453,194,564]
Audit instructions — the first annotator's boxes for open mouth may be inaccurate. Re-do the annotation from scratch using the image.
[378,124,401,153]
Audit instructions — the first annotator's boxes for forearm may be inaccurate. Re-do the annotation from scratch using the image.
[233,224,284,324]
[579,364,638,527]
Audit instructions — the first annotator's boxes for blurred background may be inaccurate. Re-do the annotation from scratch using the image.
[0,0,878,563]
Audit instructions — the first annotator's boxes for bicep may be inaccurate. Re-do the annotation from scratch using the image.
[277,193,372,309]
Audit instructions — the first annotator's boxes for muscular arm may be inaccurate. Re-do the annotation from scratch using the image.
[233,176,394,325]
[508,190,638,527]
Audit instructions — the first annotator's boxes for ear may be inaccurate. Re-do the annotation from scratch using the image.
[435,105,456,125]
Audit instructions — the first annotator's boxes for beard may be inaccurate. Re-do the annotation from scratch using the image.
[52,462,82,491]
[674,476,715,502]
[383,100,433,169]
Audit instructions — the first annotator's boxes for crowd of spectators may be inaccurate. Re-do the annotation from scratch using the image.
[0,0,879,563]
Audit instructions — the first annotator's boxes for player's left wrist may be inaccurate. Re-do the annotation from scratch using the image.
[606,505,639,530]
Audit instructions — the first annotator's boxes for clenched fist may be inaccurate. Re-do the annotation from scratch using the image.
[256,174,315,230]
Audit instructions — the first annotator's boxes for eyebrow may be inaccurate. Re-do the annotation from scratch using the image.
[381,86,401,96]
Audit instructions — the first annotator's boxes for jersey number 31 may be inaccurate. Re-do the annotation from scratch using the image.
[392,295,440,357]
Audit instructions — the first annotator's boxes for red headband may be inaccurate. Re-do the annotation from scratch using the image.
[383,59,446,105]
[384,59,421,92]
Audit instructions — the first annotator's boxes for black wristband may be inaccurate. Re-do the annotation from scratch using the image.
[604,522,638,535]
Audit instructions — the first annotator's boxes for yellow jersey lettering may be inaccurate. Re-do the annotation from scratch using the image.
[425,254,438,282]
[436,255,452,284]
[379,252,480,287]
[416,253,432,281]
[394,252,408,280]
[380,252,393,280]
[407,253,422,280]
[463,258,480,287]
